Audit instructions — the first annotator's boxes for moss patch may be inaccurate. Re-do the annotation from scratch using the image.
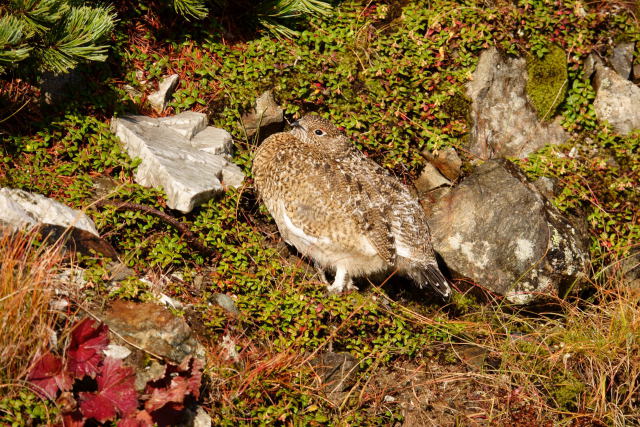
[526,45,568,121]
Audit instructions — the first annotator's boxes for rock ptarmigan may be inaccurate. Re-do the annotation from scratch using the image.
[252,114,451,298]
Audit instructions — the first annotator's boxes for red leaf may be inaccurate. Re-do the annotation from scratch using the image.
[79,357,138,422]
[67,318,109,379]
[185,358,203,399]
[59,411,84,427]
[144,376,189,413]
[118,410,154,427]
[27,352,72,399]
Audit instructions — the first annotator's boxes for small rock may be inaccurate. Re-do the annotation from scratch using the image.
[50,298,70,312]
[633,64,640,83]
[91,176,119,199]
[593,61,640,135]
[414,163,451,195]
[148,74,180,113]
[455,344,490,370]
[424,147,462,182]
[111,112,244,213]
[466,48,568,159]
[193,407,212,427]
[107,261,135,282]
[213,293,238,315]
[241,90,284,140]
[103,343,132,360]
[102,300,205,364]
[310,352,358,394]
[220,333,239,363]
[134,360,166,392]
[427,159,589,304]
[609,42,635,80]
[583,53,598,79]
[621,252,640,288]
[123,84,142,99]
[56,268,87,290]
[192,275,205,292]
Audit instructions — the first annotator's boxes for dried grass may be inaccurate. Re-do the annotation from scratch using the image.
[0,230,65,385]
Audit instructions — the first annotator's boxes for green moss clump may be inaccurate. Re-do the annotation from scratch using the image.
[552,371,585,411]
[442,92,472,122]
[526,45,568,121]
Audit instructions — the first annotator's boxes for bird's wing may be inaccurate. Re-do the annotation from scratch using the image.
[277,145,394,264]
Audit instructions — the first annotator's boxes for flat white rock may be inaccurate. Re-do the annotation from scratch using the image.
[111,112,244,213]
[0,188,99,236]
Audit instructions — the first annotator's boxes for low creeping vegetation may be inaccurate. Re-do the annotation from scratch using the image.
[1,0,639,424]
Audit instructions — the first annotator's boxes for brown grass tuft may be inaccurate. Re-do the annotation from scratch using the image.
[0,230,65,385]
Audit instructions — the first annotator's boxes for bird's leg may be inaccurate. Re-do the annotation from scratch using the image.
[314,262,330,285]
[327,267,357,294]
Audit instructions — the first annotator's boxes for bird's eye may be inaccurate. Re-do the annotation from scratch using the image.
[314,129,325,136]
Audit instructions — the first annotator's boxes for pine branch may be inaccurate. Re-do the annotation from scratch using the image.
[0,15,32,70]
[37,5,116,73]
[5,0,69,35]
[256,0,332,38]
[172,0,209,20]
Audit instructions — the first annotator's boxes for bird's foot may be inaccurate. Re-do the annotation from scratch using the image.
[326,271,357,294]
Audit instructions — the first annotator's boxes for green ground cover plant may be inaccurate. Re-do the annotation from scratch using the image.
[1,0,639,424]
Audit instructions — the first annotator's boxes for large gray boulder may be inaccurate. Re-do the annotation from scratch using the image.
[0,188,98,235]
[593,60,640,135]
[111,112,244,213]
[466,48,568,159]
[427,160,589,304]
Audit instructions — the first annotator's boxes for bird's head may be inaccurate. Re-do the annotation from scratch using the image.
[289,115,346,146]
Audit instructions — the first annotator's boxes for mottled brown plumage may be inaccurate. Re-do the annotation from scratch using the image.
[252,114,451,298]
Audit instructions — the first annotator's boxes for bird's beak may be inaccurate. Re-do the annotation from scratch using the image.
[291,120,301,129]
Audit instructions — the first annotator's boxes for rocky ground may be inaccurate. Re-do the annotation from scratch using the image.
[1,1,639,425]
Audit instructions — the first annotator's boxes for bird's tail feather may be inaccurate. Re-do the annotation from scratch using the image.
[414,264,451,300]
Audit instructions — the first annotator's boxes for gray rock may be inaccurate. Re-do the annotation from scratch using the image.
[192,407,212,427]
[466,48,568,159]
[583,53,598,79]
[102,300,205,365]
[190,127,233,156]
[213,293,239,315]
[414,162,451,195]
[427,159,589,304]
[156,111,207,140]
[609,42,635,80]
[148,74,180,113]
[311,352,359,399]
[423,147,462,182]
[241,90,284,140]
[103,343,132,360]
[134,359,166,392]
[106,261,136,282]
[621,252,640,289]
[111,112,244,213]
[593,61,640,135]
[0,188,99,236]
